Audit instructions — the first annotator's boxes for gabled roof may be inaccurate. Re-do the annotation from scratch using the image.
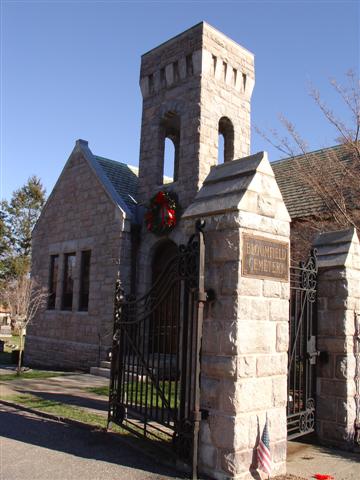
[69,141,354,224]
[271,143,354,219]
[75,140,138,218]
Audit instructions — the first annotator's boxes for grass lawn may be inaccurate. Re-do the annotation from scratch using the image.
[87,380,179,409]
[0,370,67,381]
[0,335,21,365]
[3,393,112,428]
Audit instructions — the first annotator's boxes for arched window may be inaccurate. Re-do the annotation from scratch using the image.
[160,112,180,184]
[218,116,234,164]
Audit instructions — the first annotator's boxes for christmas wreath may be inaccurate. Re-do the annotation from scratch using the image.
[145,190,179,235]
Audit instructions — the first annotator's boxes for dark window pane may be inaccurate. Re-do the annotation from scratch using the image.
[79,250,91,311]
[48,255,59,309]
[62,253,76,310]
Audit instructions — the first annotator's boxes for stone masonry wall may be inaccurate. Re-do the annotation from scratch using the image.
[197,217,289,480]
[183,152,291,480]
[25,146,131,370]
[314,229,360,449]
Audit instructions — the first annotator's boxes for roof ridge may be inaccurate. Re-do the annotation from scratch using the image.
[271,143,345,165]
[94,155,138,170]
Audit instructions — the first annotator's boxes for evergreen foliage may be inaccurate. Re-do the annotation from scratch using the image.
[0,176,46,281]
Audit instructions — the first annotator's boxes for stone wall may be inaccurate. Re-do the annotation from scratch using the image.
[183,152,290,480]
[314,228,360,449]
[25,142,131,370]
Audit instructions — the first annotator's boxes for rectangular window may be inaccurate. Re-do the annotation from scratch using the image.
[223,61,227,81]
[62,253,76,310]
[48,255,59,309]
[79,250,91,311]
[233,68,237,86]
[186,54,193,76]
[148,74,154,93]
[212,55,217,75]
[242,73,247,92]
[173,61,179,82]
[160,68,165,87]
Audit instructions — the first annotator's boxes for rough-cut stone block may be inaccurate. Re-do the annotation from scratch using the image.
[263,280,281,298]
[237,355,256,378]
[256,353,287,377]
[272,376,287,407]
[236,377,273,412]
[209,415,240,450]
[201,376,221,410]
[199,443,218,470]
[269,298,289,321]
[239,277,263,297]
[238,321,276,354]
[320,379,347,397]
[276,323,289,352]
[317,396,338,421]
[238,296,269,321]
[202,355,237,378]
[207,296,238,322]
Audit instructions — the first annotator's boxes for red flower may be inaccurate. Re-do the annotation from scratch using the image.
[313,475,334,480]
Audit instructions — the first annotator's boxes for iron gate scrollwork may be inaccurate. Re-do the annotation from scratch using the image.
[287,249,318,439]
[108,222,206,478]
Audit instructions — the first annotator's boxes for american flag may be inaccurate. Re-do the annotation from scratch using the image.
[257,416,272,477]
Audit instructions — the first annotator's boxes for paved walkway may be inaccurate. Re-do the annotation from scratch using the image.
[0,370,109,416]
[0,403,182,480]
[287,439,360,480]
[1,368,359,479]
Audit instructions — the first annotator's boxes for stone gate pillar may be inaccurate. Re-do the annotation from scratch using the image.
[313,228,360,450]
[182,152,291,480]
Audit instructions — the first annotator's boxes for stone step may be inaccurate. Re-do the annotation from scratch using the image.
[90,367,111,379]
[100,361,111,369]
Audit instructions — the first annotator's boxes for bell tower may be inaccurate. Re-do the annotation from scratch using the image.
[137,22,255,209]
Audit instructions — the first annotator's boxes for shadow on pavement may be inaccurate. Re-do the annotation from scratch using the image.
[0,406,182,478]
[288,434,360,462]
[17,388,108,413]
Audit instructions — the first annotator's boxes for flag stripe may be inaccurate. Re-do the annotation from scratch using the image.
[257,416,272,475]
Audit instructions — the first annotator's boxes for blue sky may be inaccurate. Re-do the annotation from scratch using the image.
[1,0,359,200]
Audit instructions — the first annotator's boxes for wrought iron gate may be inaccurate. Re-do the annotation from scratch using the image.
[287,249,318,439]
[108,223,206,478]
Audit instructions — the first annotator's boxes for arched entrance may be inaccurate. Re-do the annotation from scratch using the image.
[150,239,179,354]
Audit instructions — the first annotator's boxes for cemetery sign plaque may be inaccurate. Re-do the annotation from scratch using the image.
[242,234,289,282]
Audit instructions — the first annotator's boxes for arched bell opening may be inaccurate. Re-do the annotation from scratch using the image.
[218,116,234,164]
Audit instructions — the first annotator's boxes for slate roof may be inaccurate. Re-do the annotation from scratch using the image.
[94,156,138,211]
[92,143,354,221]
[271,144,354,219]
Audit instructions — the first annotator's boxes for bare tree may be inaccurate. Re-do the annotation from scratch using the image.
[256,70,360,252]
[1,276,48,373]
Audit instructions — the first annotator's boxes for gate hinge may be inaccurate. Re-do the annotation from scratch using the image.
[198,289,216,303]
[307,335,320,365]
[192,411,202,422]
[198,291,207,303]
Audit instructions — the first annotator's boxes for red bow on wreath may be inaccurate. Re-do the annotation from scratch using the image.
[145,190,179,235]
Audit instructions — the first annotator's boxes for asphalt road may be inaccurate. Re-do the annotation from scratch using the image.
[0,404,183,480]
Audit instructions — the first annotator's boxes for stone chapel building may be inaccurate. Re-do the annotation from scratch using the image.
[25,22,353,371]
[26,21,256,369]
